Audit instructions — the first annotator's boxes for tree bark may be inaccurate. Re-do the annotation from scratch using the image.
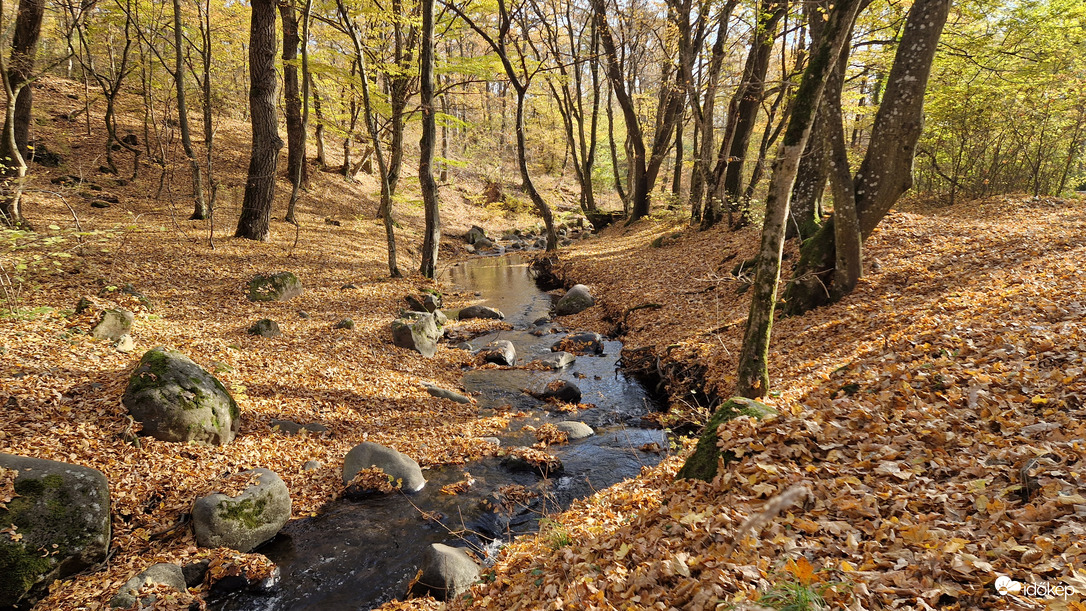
[280,0,305,224]
[419,0,440,278]
[2,0,44,162]
[235,0,282,241]
[704,0,785,229]
[174,0,207,220]
[783,0,951,315]
[336,0,399,276]
[735,0,863,399]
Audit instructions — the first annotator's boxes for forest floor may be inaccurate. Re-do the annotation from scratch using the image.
[3,77,1086,610]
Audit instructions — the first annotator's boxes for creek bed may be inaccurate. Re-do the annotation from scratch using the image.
[215,254,666,610]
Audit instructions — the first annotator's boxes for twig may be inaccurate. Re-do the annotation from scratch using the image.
[725,483,812,558]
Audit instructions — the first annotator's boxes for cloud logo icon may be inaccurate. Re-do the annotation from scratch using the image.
[995,575,1023,595]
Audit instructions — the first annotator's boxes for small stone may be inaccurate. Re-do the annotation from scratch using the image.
[409,543,481,600]
[335,318,355,330]
[540,379,581,403]
[92,308,134,341]
[458,305,504,320]
[248,272,303,302]
[91,201,110,209]
[555,284,594,316]
[554,421,594,439]
[341,283,360,290]
[115,334,135,353]
[532,351,575,370]
[248,319,281,337]
[110,563,186,608]
[343,441,426,493]
[191,468,291,552]
[422,383,472,404]
[302,460,321,471]
[552,332,605,355]
[478,340,516,366]
[298,311,310,319]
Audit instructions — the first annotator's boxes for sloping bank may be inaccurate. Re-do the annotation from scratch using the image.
[386,199,1086,610]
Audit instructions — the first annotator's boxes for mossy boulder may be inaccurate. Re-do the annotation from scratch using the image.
[675,397,776,482]
[0,454,110,607]
[247,272,303,302]
[192,468,291,552]
[248,319,281,337]
[122,347,241,446]
[391,312,443,358]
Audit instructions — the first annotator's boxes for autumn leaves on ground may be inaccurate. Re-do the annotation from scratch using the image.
[3,78,1086,610]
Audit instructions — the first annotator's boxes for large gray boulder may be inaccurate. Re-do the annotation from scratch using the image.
[192,468,291,552]
[457,305,504,320]
[91,308,134,341]
[555,284,594,315]
[122,347,241,446]
[478,340,516,366]
[0,454,110,608]
[342,442,425,493]
[247,272,303,302]
[391,312,443,358]
[109,563,187,608]
[410,543,480,600]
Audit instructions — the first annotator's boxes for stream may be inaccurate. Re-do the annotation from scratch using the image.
[215,254,666,610]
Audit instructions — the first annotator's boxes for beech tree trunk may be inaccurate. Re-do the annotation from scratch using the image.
[280,0,305,224]
[336,0,399,277]
[735,0,863,399]
[2,0,44,163]
[235,0,282,241]
[783,0,951,315]
[704,0,785,229]
[419,0,440,278]
[174,0,207,220]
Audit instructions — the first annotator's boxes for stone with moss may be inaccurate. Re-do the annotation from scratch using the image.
[91,308,134,341]
[192,468,291,552]
[122,347,241,446]
[675,397,776,482]
[409,543,480,600]
[247,272,303,302]
[391,313,443,358]
[0,454,110,607]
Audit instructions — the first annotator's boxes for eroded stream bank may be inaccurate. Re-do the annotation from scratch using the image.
[215,254,667,610]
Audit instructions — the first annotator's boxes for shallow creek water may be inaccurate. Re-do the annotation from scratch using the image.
[216,254,666,610]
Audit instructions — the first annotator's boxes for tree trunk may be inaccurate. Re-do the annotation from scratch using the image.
[704,1,785,229]
[235,0,282,241]
[783,0,951,315]
[280,0,305,224]
[311,73,326,168]
[336,0,399,276]
[735,0,863,399]
[174,0,207,220]
[2,0,44,162]
[671,119,683,197]
[419,0,440,278]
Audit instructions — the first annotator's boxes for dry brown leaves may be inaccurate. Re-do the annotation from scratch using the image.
[534,423,569,446]
[379,195,1086,611]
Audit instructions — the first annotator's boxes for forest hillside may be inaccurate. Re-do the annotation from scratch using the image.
[2,73,1085,610]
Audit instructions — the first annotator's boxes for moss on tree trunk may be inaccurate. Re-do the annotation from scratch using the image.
[676,397,775,482]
